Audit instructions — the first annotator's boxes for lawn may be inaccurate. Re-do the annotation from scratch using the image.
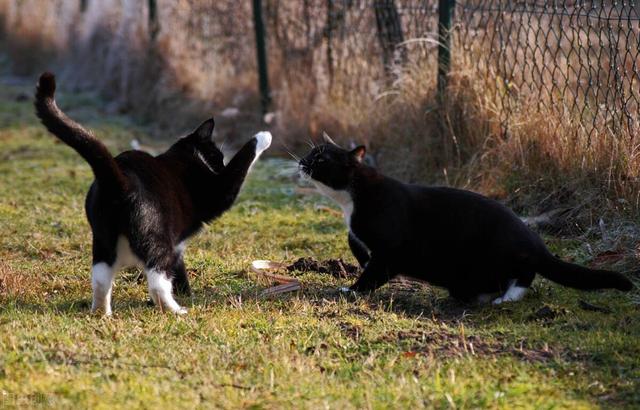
[0,78,638,409]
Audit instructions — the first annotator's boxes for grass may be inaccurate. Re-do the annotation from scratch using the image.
[0,80,639,409]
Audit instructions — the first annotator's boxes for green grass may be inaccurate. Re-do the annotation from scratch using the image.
[0,80,638,409]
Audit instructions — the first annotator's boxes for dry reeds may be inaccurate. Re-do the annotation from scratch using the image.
[1,0,639,221]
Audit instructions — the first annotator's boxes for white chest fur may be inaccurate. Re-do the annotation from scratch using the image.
[311,181,354,227]
[114,236,144,269]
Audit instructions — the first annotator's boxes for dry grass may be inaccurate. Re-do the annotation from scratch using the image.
[0,0,258,134]
[1,0,639,228]
[0,79,638,407]
[0,262,29,299]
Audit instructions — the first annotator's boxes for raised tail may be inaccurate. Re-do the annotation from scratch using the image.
[537,254,633,291]
[34,72,127,195]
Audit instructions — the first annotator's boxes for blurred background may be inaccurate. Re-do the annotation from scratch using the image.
[1,0,639,223]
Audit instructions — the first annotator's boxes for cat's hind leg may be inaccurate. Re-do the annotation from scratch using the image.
[90,236,118,315]
[127,232,188,314]
[146,267,187,314]
[172,256,192,297]
[492,272,534,304]
[91,262,115,315]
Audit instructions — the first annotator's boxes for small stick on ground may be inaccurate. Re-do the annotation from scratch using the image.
[250,260,302,296]
[260,282,302,297]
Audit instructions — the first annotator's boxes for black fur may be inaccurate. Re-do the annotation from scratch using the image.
[35,72,270,313]
[300,142,633,302]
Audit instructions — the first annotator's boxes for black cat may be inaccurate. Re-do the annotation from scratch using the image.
[299,135,633,303]
[35,72,272,314]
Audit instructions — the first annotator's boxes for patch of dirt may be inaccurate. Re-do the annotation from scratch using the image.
[287,257,359,279]
[377,328,560,363]
[338,321,362,341]
[527,304,568,322]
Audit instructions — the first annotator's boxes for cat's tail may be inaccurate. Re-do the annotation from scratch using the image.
[34,72,128,195]
[536,253,633,291]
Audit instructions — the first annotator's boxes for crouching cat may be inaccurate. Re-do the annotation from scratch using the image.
[35,72,272,314]
[299,135,633,304]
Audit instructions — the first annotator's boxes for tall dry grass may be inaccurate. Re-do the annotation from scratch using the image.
[0,0,258,133]
[0,0,639,226]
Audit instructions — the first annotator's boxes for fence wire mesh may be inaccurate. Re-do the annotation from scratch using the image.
[6,0,635,140]
[260,1,639,140]
[456,1,640,140]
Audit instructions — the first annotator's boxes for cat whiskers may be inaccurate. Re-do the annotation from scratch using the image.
[279,140,301,162]
[219,135,229,153]
[287,150,301,162]
[298,167,311,181]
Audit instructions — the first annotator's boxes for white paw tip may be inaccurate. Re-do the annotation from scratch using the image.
[175,307,188,315]
[338,287,354,294]
[492,298,504,305]
[254,131,272,152]
[91,307,112,316]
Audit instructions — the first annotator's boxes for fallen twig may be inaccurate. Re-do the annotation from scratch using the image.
[260,282,302,297]
[250,260,302,297]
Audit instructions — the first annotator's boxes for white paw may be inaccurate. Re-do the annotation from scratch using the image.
[492,296,518,305]
[174,306,188,315]
[91,307,113,316]
[254,131,272,153]
[338,287,355,294]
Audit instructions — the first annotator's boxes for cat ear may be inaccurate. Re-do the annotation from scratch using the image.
[194,118,215,140]
[350,145,366,163]
[322,132,339,146]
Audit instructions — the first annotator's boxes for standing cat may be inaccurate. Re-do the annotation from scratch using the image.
[299,136,633,303]
[35,72,272,314]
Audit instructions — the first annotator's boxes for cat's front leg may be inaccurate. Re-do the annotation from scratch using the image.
[343,255,391,293]
[348,232,370,268]
[225,131,272,174]
[219,132,272,206]
[254,131,272,158]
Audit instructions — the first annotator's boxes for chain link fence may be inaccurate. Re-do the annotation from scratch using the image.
[256,0,639,140]
[456,1,640,140]
[2,1,637,140]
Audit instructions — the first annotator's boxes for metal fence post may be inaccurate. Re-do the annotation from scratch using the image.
[252,0,271,116]
[148,0,159,40]
[437,0,455,96]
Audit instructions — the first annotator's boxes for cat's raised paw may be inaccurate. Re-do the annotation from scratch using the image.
[254,131,272,153]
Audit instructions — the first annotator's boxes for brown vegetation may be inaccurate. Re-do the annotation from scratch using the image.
[0,0,639,227]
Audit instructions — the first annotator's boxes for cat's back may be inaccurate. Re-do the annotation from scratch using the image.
[115,150,163,178]
[406,185,513,216]
[403,184,534,244]
[113,150,184,192]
